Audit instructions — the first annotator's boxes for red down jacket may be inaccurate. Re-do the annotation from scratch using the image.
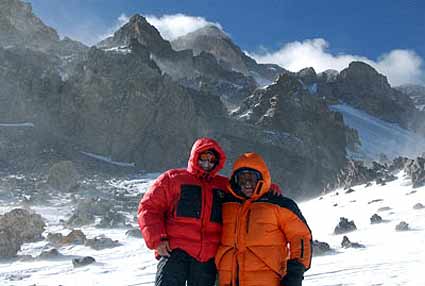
[138,138,228,262]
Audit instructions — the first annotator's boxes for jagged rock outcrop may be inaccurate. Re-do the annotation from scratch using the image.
[318,62,416,128]
[59,44,203,171]
[403,157,425,188]
[231,73,351,197]
[334,160,399,189]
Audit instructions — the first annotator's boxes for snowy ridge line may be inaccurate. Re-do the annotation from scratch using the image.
[0,122,34,127]
[80,151,136,167]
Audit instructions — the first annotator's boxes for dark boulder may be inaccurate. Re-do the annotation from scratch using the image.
[312,240,335,256]
[38,248,61,259]
[85,235,120,250]
[47,161,79,192]
[0,208,45,243]
[72,256,96,268]
[334,217,357,234]
[341,236,365,249]
[395,221,410,231]
[413,203,424,210]
[370,214,383,224]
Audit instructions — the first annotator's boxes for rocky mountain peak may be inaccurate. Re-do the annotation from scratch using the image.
[0,0,60,50]
[297,67,317,85]
[339,61,390,88]
[128,14,148,25]
[187,25,228,39]
[97,13,172,56]
[171,25,286,84]
[171,24,248,73]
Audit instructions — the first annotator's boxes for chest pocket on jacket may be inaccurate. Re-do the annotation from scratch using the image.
[176,184,202,218]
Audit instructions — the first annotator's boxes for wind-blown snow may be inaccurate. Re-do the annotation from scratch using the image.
[331,104,425,160]
[1,172,424,285]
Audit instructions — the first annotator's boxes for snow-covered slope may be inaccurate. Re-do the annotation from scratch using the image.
[302,171,425,286]
[331,104,425,160]
[1,172,424,286]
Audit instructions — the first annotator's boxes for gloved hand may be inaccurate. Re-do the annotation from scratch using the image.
[280,273,303,286]
[280,260,305,286]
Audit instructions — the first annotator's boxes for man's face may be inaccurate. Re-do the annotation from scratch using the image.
[198,151,217,172]
[237,170,260,197]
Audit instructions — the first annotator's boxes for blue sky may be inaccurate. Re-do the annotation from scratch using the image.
[27,0,425,86]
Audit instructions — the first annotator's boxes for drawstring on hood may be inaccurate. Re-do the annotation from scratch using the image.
[228,152,271,201]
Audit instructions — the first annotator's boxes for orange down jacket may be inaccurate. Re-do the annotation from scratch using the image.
[215,153,312,286]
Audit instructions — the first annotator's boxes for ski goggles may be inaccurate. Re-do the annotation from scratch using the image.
[198,151,218,164]
[234,168,262,186]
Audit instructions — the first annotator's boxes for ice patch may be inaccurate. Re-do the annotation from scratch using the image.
[331,104,425,160]
[80,151,135,167]
[0,123,34,127]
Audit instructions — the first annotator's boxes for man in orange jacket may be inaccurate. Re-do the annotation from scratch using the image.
[215,152,312,286]
[138,138,228,286]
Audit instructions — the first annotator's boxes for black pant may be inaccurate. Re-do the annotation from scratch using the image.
[155,249,217,286]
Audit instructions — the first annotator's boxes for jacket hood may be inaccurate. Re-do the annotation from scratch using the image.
[228,152,271,201]
[187,137,226,178]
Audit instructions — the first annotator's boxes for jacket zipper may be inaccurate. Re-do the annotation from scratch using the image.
[300,239,304,258]
[246,209,251,233]
[198,181,207,258]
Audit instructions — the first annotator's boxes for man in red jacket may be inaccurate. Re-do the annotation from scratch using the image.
[138,137,228,286]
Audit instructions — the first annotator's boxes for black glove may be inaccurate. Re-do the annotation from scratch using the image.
[280,260,305,286]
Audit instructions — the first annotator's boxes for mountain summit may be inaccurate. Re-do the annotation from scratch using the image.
[0,0,59,51]
[97,14,172,57]
[171,25,287,84]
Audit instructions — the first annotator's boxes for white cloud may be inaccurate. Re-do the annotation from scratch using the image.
[145,14,223,41]
[97,13,129,42]
[249,38,425,86]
